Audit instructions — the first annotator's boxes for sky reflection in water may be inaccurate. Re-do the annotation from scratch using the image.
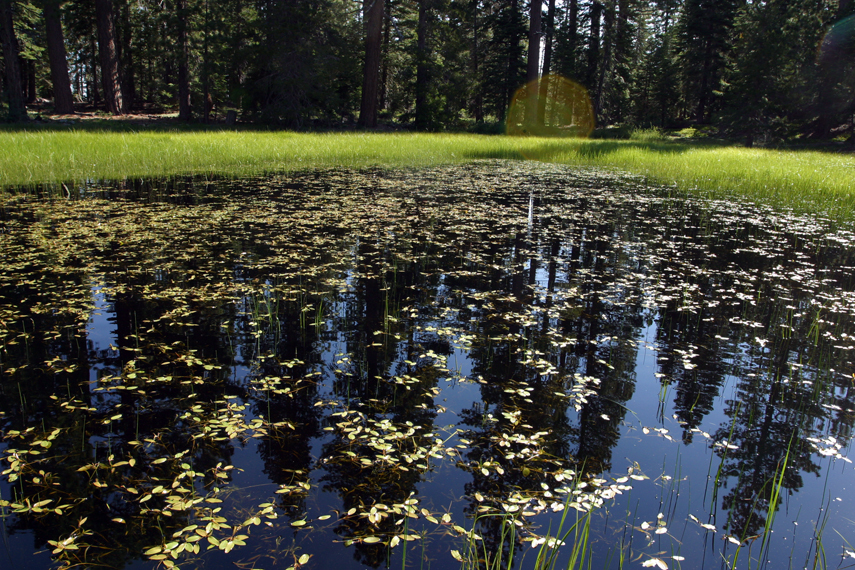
[1,161,854,570]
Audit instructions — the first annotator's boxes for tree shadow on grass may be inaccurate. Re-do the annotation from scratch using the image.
[462,139,708,163]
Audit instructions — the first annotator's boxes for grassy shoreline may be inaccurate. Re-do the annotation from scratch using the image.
[3,129,854,218]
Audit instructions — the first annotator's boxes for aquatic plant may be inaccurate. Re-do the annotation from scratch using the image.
[0,162,853,569]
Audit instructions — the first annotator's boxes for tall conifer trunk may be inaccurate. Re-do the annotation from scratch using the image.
[587,1,601,89]
[379,3,391,111]
[471,0,483,122]
[43,0,75,114]
[696,39,711,122]
[177,0,191,120]
[95,0,124,114]
[415,0,430,128]
[90,33,100,105]
[568,0,578,76]
[0,0,27,121]
[525,0,542,124]
[503,0,521,118]
[25,58,37,104]
[358,0,384,127]
[595,1,614,119]
[119,1,135,111]
[537,0,555,125]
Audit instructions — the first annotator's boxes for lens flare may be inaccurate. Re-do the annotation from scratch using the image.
[506,75,595,138]
[818,14,855,64]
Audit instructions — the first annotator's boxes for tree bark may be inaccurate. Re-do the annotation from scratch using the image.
[358,0,384,127]
[202,0,210,123]
[568,0,578,75]
[595,1,614,120]
[586,1,601,89]
[177,0,191,120]
[613,0,628,122]
[0,0,27,121]
[379,2,391,111]
[525,0,542,124]
[415,0,429,129]
[90,32,100,105]
[43,0,75,114]
[696,38,711,123]
[503,0,522,118]
[537,0,555,125]
[119,1,135,111]
[25,58,36,104]
[95,0,124,114]
[471,0,483,122]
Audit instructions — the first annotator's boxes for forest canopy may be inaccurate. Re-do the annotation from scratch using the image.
[1,0,854,142]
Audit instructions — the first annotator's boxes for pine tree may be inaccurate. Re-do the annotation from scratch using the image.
[525,0,542,124]
[415,0,431,128]
[724,0,832,143]
[677,0,739,124]
[587,1,603,93]
[360,0,385,127]
[481,0,526,121]
[41,0,74,114]
[630,0,679,127]
[0,0,27,121]
[470,0,485,122]
[536,0,555,125]
[552,0,579,81]
[95,0,124,114]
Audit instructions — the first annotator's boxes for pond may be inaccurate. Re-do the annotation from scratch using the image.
[1,161,854,570]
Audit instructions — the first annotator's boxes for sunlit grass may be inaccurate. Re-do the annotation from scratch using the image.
[2,129,854,218]
[543,140,855,220]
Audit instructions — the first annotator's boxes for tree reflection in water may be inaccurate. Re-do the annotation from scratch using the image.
[0,162,854,569]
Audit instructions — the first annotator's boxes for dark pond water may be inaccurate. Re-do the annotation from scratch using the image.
[1,161,854,570]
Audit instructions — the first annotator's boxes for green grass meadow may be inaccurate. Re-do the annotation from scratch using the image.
[3,128,854,218]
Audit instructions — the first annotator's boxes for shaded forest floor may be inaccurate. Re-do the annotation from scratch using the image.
[13,104,247,132]
[9,106,855,156]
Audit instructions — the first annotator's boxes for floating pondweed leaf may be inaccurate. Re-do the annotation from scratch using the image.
[641,558,669,569]
[2,163,855,568]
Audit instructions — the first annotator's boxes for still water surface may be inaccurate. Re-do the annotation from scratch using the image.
[1,162,854,570]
